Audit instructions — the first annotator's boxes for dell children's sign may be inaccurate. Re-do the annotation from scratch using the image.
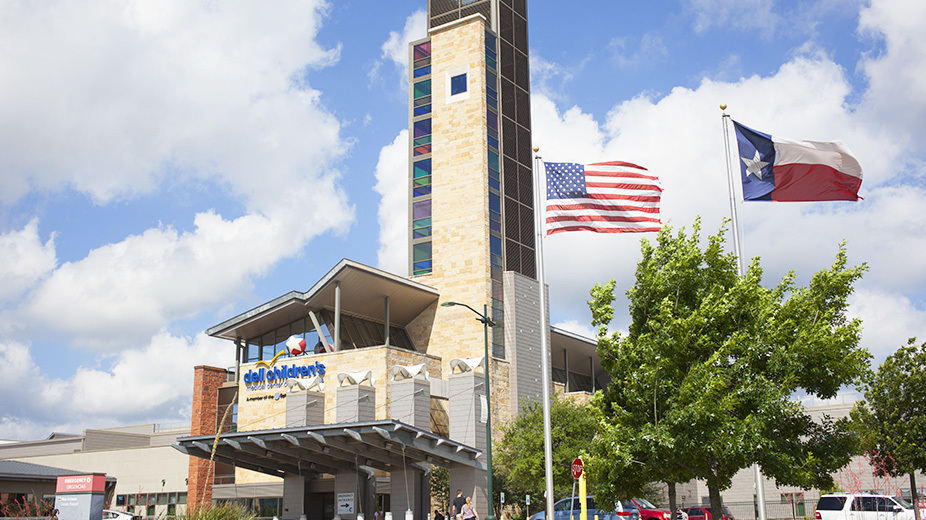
[244,361,326,384]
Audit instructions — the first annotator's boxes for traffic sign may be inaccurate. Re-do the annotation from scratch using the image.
[571,457,584,479]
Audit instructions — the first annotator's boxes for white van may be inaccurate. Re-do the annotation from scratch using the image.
[814,492,924,520]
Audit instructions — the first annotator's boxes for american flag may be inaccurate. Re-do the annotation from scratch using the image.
[544,161,662,235]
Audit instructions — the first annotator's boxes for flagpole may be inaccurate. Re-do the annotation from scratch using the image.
[721,104,767,520]
[721,103,745,273]
[532,146,556,520]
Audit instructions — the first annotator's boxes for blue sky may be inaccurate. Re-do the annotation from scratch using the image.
[2,0,925,439]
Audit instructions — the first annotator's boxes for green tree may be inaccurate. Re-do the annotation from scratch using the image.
[852,338,926,520]
[494,393,598,516]
[587,219,869,519]
[431,465,451,516]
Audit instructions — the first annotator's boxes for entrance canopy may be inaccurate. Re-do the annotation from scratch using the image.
[174,420,483,479]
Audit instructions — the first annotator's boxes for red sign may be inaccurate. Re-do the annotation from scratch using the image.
[571,457,584,479]
[56,474,106,494]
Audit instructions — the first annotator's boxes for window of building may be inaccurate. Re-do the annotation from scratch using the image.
[450,73,467,95]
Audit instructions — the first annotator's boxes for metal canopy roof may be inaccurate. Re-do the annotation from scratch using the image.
[173,420,483,479]
[207,259,441,341]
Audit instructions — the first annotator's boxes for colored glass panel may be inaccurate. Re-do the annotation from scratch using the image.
[486,48,497,61]
[414,57,430,69]
[490,234,502,255]
[487,86,497,100]
[489,150,499,172]
[414,119,431,138]
[487,109,498,130]
[487,70,497,88]
[413,242,432,262]
[413,260,432,275]
[413,217,431,229]
[414,104,431,116]
[413,228,431,239]
[413,79,431,99]
[488,134,499,150]
[414,41,431,60]
[414,65,431,77]
[489,192,500,213]
[487,96,497,111]
[486,56,496,70]
[489,219,501,232]
[414,96,431,107]
[413,135,431,146]
[485,31,496,50]
[413,185,431,197]
[413,200,431,219]
[488,127,498,141]
[414,177,431,189]
[414,145,431,156]
[450,73,467,95]
[413,158,431,178]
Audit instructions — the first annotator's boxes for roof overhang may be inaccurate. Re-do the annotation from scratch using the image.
[550,326,606,377]
[173,420,483,478]
[207,259,440,341]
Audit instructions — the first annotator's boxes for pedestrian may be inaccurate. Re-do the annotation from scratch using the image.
[435,510,445,520]
[375,506,384,520]
[461,497,478,520]
[452,489,466,520]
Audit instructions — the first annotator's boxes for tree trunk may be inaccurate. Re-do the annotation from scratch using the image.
[706,467,724,520]
[911,472,921,520]
[667,482,678,520]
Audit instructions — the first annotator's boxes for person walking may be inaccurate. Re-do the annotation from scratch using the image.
[452,490,466,520]
[461,497,478,520]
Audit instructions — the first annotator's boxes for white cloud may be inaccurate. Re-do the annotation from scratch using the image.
[0,220,56,302]
[0,333,230,440]
[0,0,358,351]
[686,0,778,35]
[0,0,344,207]
[608,32,669,68]
[374,131,410,276]
[857,0,926,141]
[370,10,427,91]
[849,289,926,364]
[16,204,354,351]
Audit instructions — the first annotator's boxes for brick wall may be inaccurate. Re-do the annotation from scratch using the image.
[187,365,227,507]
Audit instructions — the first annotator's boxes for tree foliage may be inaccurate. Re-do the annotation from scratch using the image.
[852,338,926,519]
[587,218,869,515]
[494,393,598,513]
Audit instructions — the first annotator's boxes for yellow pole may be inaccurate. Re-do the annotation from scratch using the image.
[579,457,588,520]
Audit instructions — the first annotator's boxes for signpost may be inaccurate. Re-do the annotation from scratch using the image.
[54,474,106,520]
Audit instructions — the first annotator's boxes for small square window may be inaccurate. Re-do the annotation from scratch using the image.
[450,73,467,95]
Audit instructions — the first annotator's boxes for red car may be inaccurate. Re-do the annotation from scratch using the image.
[631,499,671,520]
[686,507,735,520]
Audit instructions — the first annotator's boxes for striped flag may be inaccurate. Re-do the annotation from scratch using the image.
[544,161,662,235]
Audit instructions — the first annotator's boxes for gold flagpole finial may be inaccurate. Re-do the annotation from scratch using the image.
[720,103,727,112]
[533,146,539,153]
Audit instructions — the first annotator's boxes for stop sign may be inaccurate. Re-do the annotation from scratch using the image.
[571,457,583,479]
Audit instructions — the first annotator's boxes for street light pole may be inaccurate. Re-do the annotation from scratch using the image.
[441,301,498,520]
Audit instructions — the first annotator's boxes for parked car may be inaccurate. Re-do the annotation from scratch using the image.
[685,506,734,520]
[814,492,926,520]
[631,498,671,520]
[103,511,141,520]
[529,497,640,520]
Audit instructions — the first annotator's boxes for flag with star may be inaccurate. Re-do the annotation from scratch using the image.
[733,120,863,201]
[544,161,661,235]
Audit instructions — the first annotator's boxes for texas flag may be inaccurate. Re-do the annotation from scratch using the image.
[733,120,863,201]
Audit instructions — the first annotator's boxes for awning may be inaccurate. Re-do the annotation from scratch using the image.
[174,420,484,479]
